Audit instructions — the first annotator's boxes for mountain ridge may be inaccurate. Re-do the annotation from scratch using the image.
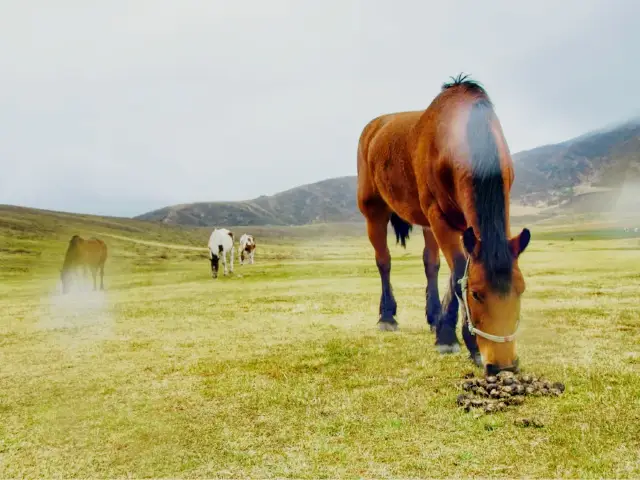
[137,119,640,227]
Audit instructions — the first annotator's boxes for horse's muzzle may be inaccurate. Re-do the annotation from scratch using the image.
[485,357,520,376]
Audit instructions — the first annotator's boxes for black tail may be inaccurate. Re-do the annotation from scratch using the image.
[389,212,413,248]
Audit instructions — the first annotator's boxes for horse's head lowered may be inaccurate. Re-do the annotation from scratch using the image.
[459,226,531,375]
[59,235,82,294]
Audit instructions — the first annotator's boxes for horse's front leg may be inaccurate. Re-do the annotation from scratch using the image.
[426,205,467,355]
[229,247,234,274]
[250,250,255,265]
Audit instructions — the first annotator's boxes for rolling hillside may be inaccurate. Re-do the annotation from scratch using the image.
[137,176,359,227]
[137,119,640,227]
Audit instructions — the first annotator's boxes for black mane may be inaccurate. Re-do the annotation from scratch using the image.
[465,96,512,294]
[442,73,489,98]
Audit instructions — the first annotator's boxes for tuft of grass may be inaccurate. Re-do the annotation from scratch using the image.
[0,206,639,477]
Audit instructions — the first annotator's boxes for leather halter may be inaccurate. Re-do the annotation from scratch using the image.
[455,256,520,343]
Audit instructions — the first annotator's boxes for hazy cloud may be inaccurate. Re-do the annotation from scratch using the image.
[1,1,639,216]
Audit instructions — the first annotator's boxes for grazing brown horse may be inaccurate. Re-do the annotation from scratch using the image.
[357,74,531,374]
[60,235,108,293]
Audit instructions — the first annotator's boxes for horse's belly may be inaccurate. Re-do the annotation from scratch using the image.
[369,162,430,226]
[378,186,430,226]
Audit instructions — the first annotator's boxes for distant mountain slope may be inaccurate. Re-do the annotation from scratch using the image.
[137,119,640,226]
[512,118,640,211]
[137,176,359,227]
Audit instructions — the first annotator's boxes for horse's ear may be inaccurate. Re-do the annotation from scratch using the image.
[462,227,479,258]
[509,228,531,258]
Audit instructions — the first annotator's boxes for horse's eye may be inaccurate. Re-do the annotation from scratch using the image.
[471,291,484,303]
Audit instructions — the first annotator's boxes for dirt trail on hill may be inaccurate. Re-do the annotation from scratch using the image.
[96,232,207,251]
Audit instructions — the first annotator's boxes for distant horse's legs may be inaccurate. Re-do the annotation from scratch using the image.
[250,249,255,265]
[240,249,245,265]
[427,205,466,354]
[91,266,97,291]
[365,210,398,331]
[221,249,228,276]
[82,265,90,291]
[229,247,234,274]
[422,227,442,332]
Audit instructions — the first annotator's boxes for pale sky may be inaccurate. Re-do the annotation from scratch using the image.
[1,1,639,217]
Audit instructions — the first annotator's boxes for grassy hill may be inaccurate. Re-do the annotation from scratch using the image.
[136,120,640,227]
[0,203,379,290]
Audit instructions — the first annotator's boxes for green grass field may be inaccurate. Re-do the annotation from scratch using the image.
[1,206,639,478]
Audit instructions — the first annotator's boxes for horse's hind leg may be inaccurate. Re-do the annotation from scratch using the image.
[229,247,234,273]
[99,264,105,290]
[221,249,228,276]
[422,227,442,332]
[364,206,398,331]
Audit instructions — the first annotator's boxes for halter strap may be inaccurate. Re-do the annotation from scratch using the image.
[455,256,520,343]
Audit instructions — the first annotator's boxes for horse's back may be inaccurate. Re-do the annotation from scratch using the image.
[240,233,254,246]
[64,236,106,267]
[208,228,234,253]
[358,111,422,159]
[86,238,108,264]
[357,111,427,222]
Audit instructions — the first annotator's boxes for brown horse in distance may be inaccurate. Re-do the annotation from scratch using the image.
[357,74,531,375]
[60,235,108,293]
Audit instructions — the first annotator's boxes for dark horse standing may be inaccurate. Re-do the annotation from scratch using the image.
[60,235,108,294]
[357,74,531,375]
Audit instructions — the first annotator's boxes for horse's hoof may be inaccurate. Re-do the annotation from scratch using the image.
[429,324,436,334]
[378,319,399,332]
[436,343,461,354]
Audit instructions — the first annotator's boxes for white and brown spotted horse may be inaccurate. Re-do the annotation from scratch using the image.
[239,233,256,265]
[207,228,235,278]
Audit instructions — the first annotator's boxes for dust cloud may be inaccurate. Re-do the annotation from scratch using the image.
[37,273,116,350]
[611,179,640,227]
